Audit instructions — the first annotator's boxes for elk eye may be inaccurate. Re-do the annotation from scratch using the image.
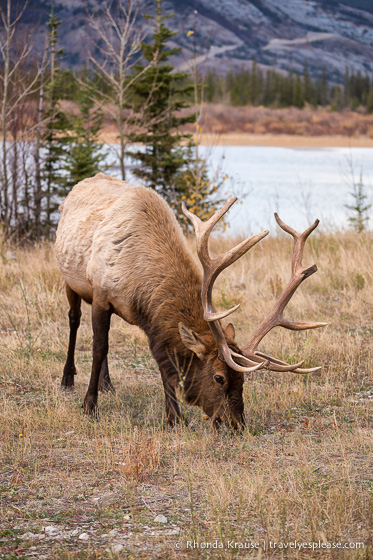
[214,375,225,385]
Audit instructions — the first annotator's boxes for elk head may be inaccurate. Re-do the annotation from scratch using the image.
[181,198,327,430]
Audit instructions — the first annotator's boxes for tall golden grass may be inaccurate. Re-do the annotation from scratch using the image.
[0,230,371,559]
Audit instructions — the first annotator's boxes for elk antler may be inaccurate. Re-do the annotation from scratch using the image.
[241,213,328,373]
[182,198,269,373]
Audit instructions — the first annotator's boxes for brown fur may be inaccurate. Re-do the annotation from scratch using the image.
[55,173,245,429]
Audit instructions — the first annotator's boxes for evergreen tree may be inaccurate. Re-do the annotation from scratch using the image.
[128,0,194,209]
[345,172,371,233]
[205,70,217,103]
[42,8,69,233]
[292,74,304,108]
[64,75,107,188]
[303,63,316,106]
[263,69,275,106]
[330,85,343,111]
[343,66,350,107]
[279,70,294,107]
[367,87,373,114]
[250,59,260,105]
[196,64,373,112]
[319,67,328,105]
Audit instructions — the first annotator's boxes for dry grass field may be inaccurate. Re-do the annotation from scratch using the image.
[0,228,372,559]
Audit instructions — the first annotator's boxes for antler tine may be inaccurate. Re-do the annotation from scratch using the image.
[204,230,269,321]
[254,351,322,374]
[182,200,269,321]
[242,214,328,373]
[274,213,319,276]
[183,199,269,373]
[182,198,238,253]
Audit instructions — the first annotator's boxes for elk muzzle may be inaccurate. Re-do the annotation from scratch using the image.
[210,396,245,432]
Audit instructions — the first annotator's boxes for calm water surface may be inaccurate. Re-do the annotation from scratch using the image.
[205,146,373,235]
[109,145,373,235]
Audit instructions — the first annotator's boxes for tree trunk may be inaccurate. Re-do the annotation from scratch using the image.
[34,70,45,238]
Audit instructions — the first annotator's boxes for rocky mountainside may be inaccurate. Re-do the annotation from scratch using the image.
[26,0,373,81]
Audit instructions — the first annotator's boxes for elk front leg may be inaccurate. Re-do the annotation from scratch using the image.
[61,285,81,390]
[83,302,112,416]
[98,357,115,393]
[160,369,185,427]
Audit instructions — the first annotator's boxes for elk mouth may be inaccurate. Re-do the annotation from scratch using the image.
[202,399,245,432]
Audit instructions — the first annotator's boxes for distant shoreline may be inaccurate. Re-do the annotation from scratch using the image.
[198,133,373,148]
[99,130,373,148]
[83,101,373,148]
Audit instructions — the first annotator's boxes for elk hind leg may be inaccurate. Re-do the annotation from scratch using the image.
[61,285,81,390]
[83,301,111,416]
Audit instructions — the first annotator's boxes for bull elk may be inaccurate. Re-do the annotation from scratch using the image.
[55,173,327,429]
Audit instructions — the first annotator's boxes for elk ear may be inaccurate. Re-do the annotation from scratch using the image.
[225,322,235,342]
[178,322,206,359]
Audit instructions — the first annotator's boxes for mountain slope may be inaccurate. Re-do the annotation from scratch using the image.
[25,0,373,80]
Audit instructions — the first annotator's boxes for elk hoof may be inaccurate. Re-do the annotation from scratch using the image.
[61,385,74,392]
[83,412,100,423]
[83,395,99,418]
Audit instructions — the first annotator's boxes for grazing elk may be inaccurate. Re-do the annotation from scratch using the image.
[55,173,326,429]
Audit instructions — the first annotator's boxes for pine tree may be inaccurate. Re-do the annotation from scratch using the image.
[343,66,350,107]
[303,63,316,106]
[292,74,304,108]
[367,87,373,114]
[330,85,343,111]
[316,66,328,106]
[128,0,194,209]
[345,172,371,233]
[263,69,275,106]
[250,59,260,105]
[42,8,69,233]
[205,70,216,103]
[64,75,107,188]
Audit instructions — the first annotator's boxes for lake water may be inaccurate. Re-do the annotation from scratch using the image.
[108,145,373,235]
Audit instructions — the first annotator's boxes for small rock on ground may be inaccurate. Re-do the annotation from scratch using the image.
[154,514,168,523]
[20,533,35,540]
[42,526,59,534]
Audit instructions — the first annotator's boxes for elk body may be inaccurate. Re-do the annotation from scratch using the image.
[55,173,326,429]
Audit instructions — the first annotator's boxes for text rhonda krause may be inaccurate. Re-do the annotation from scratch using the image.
[185,540,365,550]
